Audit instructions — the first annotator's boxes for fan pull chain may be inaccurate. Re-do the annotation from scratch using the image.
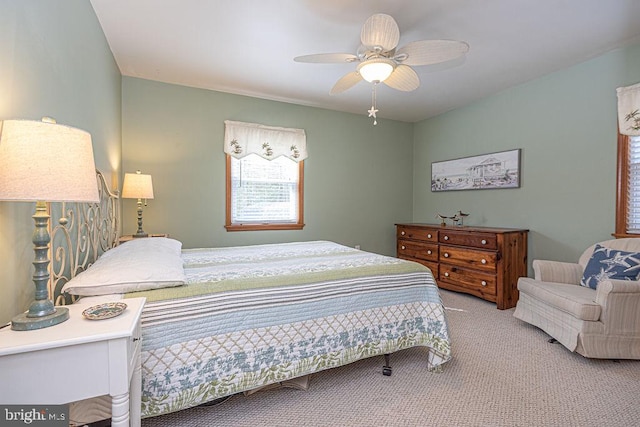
[368,83,379,125]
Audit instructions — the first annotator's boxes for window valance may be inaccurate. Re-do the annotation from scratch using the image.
[617,83,640,136]
[224,120,307,162]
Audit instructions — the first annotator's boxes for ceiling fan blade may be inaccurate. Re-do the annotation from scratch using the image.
[330,71,363,95]
[361,13,400,52]
[395,40,469,66]
[383,65,420,92]
[294,53,358,63]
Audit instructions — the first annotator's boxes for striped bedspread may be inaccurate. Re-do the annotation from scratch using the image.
[126,241,451,418]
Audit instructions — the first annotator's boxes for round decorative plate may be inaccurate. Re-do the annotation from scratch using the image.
[82,302,127,320]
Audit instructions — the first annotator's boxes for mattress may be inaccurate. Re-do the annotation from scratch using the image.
[124,241,451,418]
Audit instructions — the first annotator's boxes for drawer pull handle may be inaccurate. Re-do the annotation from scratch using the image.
[401,231,406,236]
[427,250,432,255]
[481,239,487,245]
[444,236,449,240]
[444,272,449,277]
[444,253,449,258]
[427,234,432,238]
[481,281,487,286]
[481,259,487,264]
[401,245,406,250]
[133,337,141,342]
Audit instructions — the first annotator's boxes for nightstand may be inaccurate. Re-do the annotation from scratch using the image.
[0,297,145,427]
[118,233,168,244]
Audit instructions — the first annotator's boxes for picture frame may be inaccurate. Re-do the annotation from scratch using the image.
[431,149,521,192]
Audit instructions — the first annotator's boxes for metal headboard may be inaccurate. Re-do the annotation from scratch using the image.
[49,170,120,305]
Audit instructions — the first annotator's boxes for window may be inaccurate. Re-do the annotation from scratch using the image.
[615,134,640,236]
[225,154,304,231]
[223,120,307,231]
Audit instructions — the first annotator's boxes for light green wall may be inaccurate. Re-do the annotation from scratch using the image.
[121,77,414,256]
[413,43,640,266]
[4,2,640,326]
[0,1,121,324]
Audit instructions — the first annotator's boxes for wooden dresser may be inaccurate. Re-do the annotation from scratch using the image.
[396,223,528,309]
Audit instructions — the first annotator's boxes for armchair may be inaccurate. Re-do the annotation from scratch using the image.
[513,238,640,359]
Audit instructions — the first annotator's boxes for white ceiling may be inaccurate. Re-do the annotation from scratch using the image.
[90,0,640,123]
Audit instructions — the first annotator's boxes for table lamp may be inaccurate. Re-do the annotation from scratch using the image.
[0,118,99,330]
[122,170,154,238]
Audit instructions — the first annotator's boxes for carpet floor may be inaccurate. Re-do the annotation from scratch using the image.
[141,290,640,427]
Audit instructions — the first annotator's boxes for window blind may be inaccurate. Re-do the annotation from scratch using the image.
[230,154,299,224]
[627,136,640,233]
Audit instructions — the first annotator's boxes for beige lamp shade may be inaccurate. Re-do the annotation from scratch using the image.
[122,172,154,199]
[0,119,99,202]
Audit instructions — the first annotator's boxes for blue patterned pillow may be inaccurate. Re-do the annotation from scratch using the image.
[580,244,640,289]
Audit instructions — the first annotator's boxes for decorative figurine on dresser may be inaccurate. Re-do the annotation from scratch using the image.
[396,222,528,309]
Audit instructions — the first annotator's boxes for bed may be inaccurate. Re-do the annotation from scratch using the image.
[50,172,452,421]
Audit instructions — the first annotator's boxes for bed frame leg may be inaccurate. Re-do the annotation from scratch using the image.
[382,353,392,376]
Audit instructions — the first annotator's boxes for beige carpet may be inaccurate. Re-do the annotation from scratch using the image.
[141,290,640,427]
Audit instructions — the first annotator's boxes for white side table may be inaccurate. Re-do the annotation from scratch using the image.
[0,297,145,427]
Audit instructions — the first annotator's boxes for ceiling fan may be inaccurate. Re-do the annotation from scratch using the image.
[294,13,469,124]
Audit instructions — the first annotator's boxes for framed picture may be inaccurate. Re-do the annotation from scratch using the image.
[431,149,521,192]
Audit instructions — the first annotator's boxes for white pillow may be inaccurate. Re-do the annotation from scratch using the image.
[102,236,183,258]
[62,237,186,296]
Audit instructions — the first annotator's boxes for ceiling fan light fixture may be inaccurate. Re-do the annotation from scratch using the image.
[295,12,469,125]
[357,58,395,83]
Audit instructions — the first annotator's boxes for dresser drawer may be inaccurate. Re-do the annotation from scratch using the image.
[406,258,439,279]
[439,245,497,272]
[397,226,438,242]
[439,230,497,250]
[425,262,439,279]
[398,240,438,262]
[440,264,496,295]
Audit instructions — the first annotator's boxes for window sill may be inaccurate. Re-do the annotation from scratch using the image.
[225,223,305,232]
[612,232,640,239]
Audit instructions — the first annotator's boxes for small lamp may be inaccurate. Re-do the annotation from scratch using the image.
[122,170,154,238]
[0,118,99,331]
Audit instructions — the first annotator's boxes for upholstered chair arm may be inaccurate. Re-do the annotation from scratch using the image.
[596,279,640,334]
[532,260,583,284]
